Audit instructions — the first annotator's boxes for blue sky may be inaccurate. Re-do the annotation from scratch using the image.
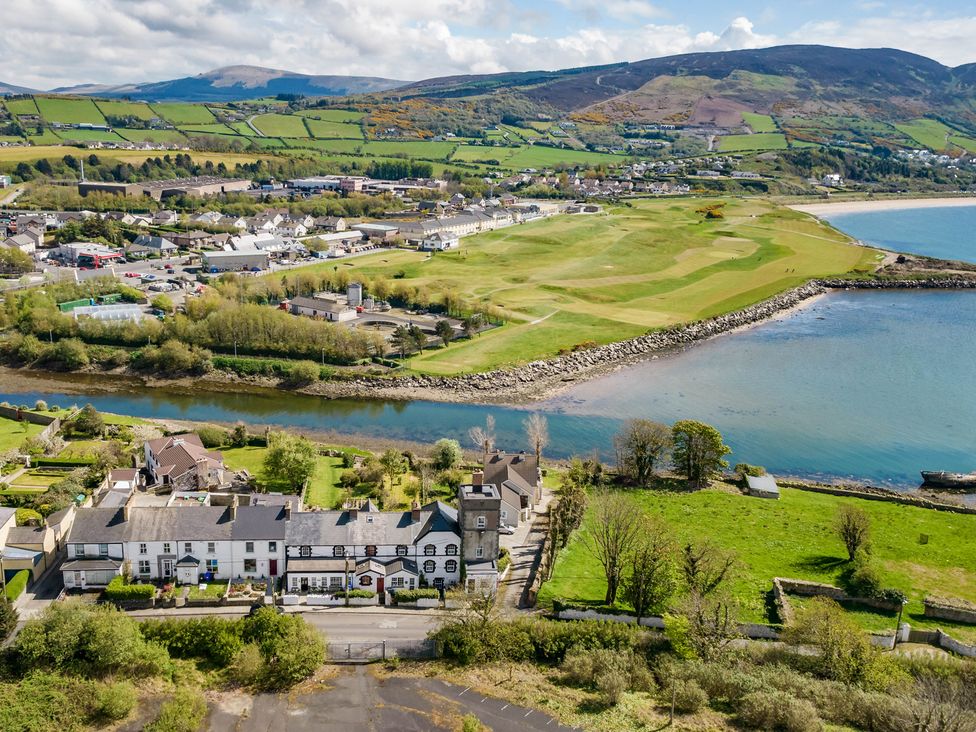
[3,0,974,89]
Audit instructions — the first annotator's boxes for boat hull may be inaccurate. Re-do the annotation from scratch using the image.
[920,471,976,490]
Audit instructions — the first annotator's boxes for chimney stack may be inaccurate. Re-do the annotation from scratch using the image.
[472,470,484,486]
[411,501,421,522]
[229,495,238,521]
[283,501,292,520]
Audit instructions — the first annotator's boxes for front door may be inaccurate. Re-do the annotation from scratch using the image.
[377,577,385,604]
[161,559,173,579]
[269,559,278,577]
[300,577,309,592]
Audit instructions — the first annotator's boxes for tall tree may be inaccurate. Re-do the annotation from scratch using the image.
[613,419,672,487]
[681,542,735,598]
[671,420,731,489]
[379,448,407,504]
[523,413,549,465]
[623,518,679,620]
[583,492,642,605]
[263,431,317,491]
[408,324,427,353]
[468,415,496,456]
[435,319,454,348]
[390,324,413,358]
[835,505,871,561]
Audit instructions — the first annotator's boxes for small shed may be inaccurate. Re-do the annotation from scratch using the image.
[745,474,780,499]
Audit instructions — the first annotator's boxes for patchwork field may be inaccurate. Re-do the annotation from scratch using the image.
[3,97,39,116]
[251,113,309,138]
[538,486,976,641]
[54,129,127,143]
[304,118,364,139]
[320,198,878,374]
[0,145,266,167]
[34,96,106,125]
[116,128,188,144]
[149,102,216,125]
[94,99,157,120]
[741,112,777,132]
[718,132,789,152]
[297,108,365,122]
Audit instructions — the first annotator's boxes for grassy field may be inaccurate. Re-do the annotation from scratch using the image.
[895,119,954,151]
[221,445,342,508]
[149,103,216,125]
[304,118,364,139]
[3,97,39,116]
[741,112,778,133]
[187,579,227,599]
[0,145,265,167]
[251,113,309,138]
[718,132,789,152]
[178,123,241,136]
[298,109,365,122]
[116,128,187,144]
[35,97,106,125]
[538,486,976,640]
[0,417,44,452]
[7,469,65,490]
[94,99,157,120]
[312,198,878,374]
[54,129,127,143]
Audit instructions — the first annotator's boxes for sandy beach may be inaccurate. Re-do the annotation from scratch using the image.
[790,196,976,217]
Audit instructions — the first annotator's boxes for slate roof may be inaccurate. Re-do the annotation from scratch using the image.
[5,525,47,546]
[483,452,539,495]
[231,506,288,540]
[286,558,349,573]
[61,559,122,571]
[148,434,223,478]
[0,507,16,528]
[65,507,130,543]
[126,506,232,541]
[285,501,458,547]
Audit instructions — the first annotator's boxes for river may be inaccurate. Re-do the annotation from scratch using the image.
[1,205,973,488]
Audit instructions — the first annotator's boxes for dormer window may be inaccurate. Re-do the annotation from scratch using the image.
[445,544,458,556]
[396,545,408,556]
[333,545,345,557]
[424,544,436,556]
[365,545,377,557]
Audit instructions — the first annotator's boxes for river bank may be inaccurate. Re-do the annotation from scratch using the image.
[790,196,976,216]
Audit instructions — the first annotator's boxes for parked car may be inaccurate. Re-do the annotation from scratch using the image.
[499,525,515,535]
[124,272,140,278]
[142,273,157,281]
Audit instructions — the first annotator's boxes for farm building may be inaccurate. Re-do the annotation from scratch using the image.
[202,250,269,272]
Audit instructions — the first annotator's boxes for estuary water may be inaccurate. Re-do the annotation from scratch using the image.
[1,205,974,488]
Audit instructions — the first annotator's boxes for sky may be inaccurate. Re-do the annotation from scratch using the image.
[3,0,975,89]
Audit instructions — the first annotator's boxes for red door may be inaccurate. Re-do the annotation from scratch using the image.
[269,560,278,577]
[377,577,385,604]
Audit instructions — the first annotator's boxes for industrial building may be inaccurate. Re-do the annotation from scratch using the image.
[78,176,252,201]
[202,250,269,272]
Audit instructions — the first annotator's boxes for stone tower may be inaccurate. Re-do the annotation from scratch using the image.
[457,483,500,564]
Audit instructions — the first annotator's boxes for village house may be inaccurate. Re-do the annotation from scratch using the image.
[144,433,229,490]
[481,450,543,525]
[129,234,177,258]
[288,294,357,322]
[315,216,346,232]
[151,210,179,226]
[170,230,218,249]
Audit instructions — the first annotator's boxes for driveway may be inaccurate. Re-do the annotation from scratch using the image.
[497,490,553,613]
[206,666,577,732]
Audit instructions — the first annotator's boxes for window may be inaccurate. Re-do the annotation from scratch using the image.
[184,542,192,555]
[290,578,300,590]
[206,559,219,572]
[332,545,345,557]
[396,545,408,556]
[162,543,171,554]
[98,543,108,558]
[329,577,342,589]
[72,544,83,558]
[475,546,484,558]
[139,543,147,555]
[359,575,372,586]
[365,545,377,557]
[300,545,311,557]
[424,544,436,556]
[390,577,404,588]
[423,560,436,574]
[445,544,458,556]
[366,515,374,523]
[138,560,150,575]
[244,559,256,573]
[207,542,215,554]
[268,541,277,553]
[476,516,486,529]
[244,541,254,554]
[445,560,458,573]
[500,509,507,520]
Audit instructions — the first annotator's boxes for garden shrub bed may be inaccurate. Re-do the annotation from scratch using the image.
[4,569,29,601]
[391,589,439,604]
[103,576,155,602]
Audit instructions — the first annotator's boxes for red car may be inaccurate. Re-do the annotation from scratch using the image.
[124,272,140,278]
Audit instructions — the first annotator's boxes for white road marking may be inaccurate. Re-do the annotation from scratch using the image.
[458,687,470,696]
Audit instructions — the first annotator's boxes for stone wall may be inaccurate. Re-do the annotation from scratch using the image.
[0,405,57,426]
[779,481,976,517]
[923,596,976,624]
[775,577,902,614]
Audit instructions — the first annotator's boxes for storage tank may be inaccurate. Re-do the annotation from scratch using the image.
[363,297,375,311]
[347,282,363,307]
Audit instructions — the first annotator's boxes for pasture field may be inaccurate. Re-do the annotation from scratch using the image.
[3,97,39,116]
[451,144,512,163]
[245,136,287,149]
[537,486,976,641]
[149,102,216,125]
[297,108,365,122]
[227,121,256,136]
[178,123,241,136]
[94,99,156,120]
[35,96,106,125]
[504,144,626,169]
[24,128,62,144]
[116,128,187,144]
[309,198,878,374]
[251,113,309,138]
[53,129,127,143]
[718,132,789,152]
[895,119,955,151]
[304,118,364,139]
[741,112,777,132]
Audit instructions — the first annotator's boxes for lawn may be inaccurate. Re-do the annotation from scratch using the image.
[741,112,777,133]
[251,113,309,138]
[538,486,976,639]
[101,412,151,426]
[187,579,227,599]
[7,469,65,490]
[34,96,106,125]
[94,99,157,121]
[305,197,878,374]
[718,132,789,152]
[221,445,343,508]
[3,97,39,116]
[57,440,103,459]
[304,118,364,139]
[0,417,44,452]
[149,103,217,125]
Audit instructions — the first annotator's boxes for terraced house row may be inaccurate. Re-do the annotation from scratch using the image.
[59,483,503,595]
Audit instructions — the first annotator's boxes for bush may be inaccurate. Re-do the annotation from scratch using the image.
[33,400,47,411]
[561,647,656,705]
[430,438,463,470]
[734,462,766,479]
[228,643,265,687]
[15,507,42,526]
[47,338,90,370]
[737,690,823,731]
[392,588,439,603]
[196,425,227,449]
[145,687,208,732]
[104,576,155,602]
[94,680,137,722]
[667,678,708,714]
[69,403,104,437]
[0,594,18,640]
[498,546,511,574]
[284,359,320,386]
[335,589,375,599]
[140,616,244,666]
[4,569,30,601]
[849,549,884,598]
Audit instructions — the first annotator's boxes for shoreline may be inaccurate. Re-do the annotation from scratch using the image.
[790,196,976,217]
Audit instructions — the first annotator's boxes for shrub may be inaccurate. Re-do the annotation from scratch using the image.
[70,403,104,437]
[430,438,463,470]
[104,576,155,602]
[561,647,656,705]
[145,687,207,732]
[597,670,629,706]
[0,594,18,640]
[667,678,708,714]
[737,690,823,732]
[849,549,883,598]
[140,616,243,666]
[33,400,47,411]
[498,546,511,574]
[94,680,137,722]
[228,643,265,687]
[335,589,375,599]
[284,359,320,386]
[15,507,42,526]
[47,338,90,370]
[4,570,30,601]
[196,425,227,449]
[392,588,439,603]
[734,462,766,479]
